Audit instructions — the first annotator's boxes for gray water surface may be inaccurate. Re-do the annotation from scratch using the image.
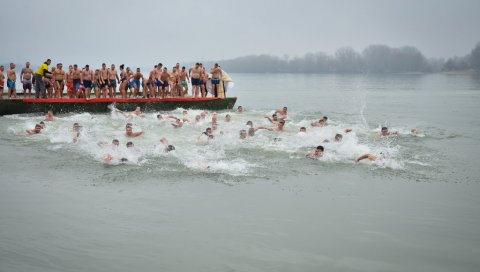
[1,73,479,272]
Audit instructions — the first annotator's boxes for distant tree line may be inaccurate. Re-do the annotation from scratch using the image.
[211,43,480,74]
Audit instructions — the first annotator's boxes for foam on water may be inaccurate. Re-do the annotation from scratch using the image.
[5,107,424,177]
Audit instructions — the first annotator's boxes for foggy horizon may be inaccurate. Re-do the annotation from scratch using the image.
[1,0,479,67]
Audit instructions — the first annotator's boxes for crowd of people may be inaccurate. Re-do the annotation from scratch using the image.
[0,60,227,99]
[25,105,419,165]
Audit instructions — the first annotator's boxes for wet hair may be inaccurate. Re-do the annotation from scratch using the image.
[126,123,133,128]
[126,141,134,147]
[35,124,42,128]
[158,63,162,67]
[300,127,306,131]
[166,145,175,152]
[112,139,119,144]
[120,64,124,69]
[316,146,324,152]
[322,116,328,121]
[335,134,343,141]
[40,121,45,125]
[246,121,253,126]
[240,129,247,135]
[120,158,128,162]
[157,114,162,119]
[381,127,388,131]
[279,120,285,124]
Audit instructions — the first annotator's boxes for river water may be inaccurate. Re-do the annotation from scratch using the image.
[1,73,479,272]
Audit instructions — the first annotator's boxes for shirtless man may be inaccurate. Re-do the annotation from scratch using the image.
[44,110,57,121]
[72,123,82,142]
[159,67,170,98]
[132,68,144,97]
[200,68,209,97]
[170,67,180,97]
[20,62,34,98]
[179,66,190,96]
[108,64,120,98]
[7,63,16,98]
[311,119,326,127]
[258,120,286,132]
[237,106,244,113]
[71,64,82,97]
[0,65,4,99]
[210,63,222,98]
[275,107,288,119]
[65,65,75,98]
[154,63,163,96]
[52,63,65,98]
[81,65,94,98]
[148,65,158,97]
[26,124,43,135]
[125,123,144,137]
[379,127,398,136]
[157,137,175,153]
[189,63,201,98]
[99,63,109,98]
[118,64,128,98]
[265,113,285,124]
[93,69,101,98]
[306,146,324,158]
[116,106,145,117]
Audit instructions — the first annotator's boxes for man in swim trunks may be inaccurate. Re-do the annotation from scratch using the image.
[179,66,190,96]
[81,65,94,98]
[35,59,52,99]
[71,64,82,97]
[189,63,201,98]
[7,63,17,99]
[99,63,109,98]
[159,67,170,98]
[210,63,222,98]
[52,63,65,98]
[132,68,144,97]
[20,62,34,98]
[65,65,75,98]
[108,64,120,98]
[0,65,4,99]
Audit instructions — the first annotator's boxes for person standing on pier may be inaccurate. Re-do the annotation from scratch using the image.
[35,59,52,98]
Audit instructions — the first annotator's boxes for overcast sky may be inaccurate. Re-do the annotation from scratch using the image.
[1,0,479,67]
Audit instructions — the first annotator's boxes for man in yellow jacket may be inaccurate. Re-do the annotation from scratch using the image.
[35,59,52,98]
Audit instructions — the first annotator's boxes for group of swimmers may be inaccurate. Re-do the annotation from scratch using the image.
[25,105,418,164]
[0,60,225,99]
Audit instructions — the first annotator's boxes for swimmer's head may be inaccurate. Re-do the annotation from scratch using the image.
[34,124,42,133]
[239,130,247,139]
[195,115,201,122]
[157,114,163,119]
[39,121,46,128]
[299,127,306,132]
[225,114,231,122]
[381,127,389,136]
[126,141,134,148]
[322,116,328,121]
[334,134,343,142]
[166,145,175,152]
[112,139,119,146]
[314,145,324,156]
[246,121,253,127]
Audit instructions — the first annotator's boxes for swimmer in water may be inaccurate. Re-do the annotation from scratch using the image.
[306,145,324,158]
[378,126,398,136]
[311,118,326,127]
[236,105,244,113]
[275,106,288,119]
[125,123,144,137]
[39,121,46,129]
[72,122,82,142]
[44,110,57,121]
[171,118,183,128]
[197,127,213,144]
[158,137,175,152]
[261,120,286,132]
[26,124,43,135]
[265,113,285,124]
[225,114,232,122]
[116,106,145,117]
[299,127,307,133]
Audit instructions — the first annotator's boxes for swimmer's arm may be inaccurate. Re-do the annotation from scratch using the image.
[355,154,370,162]
[256,126,273,131]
